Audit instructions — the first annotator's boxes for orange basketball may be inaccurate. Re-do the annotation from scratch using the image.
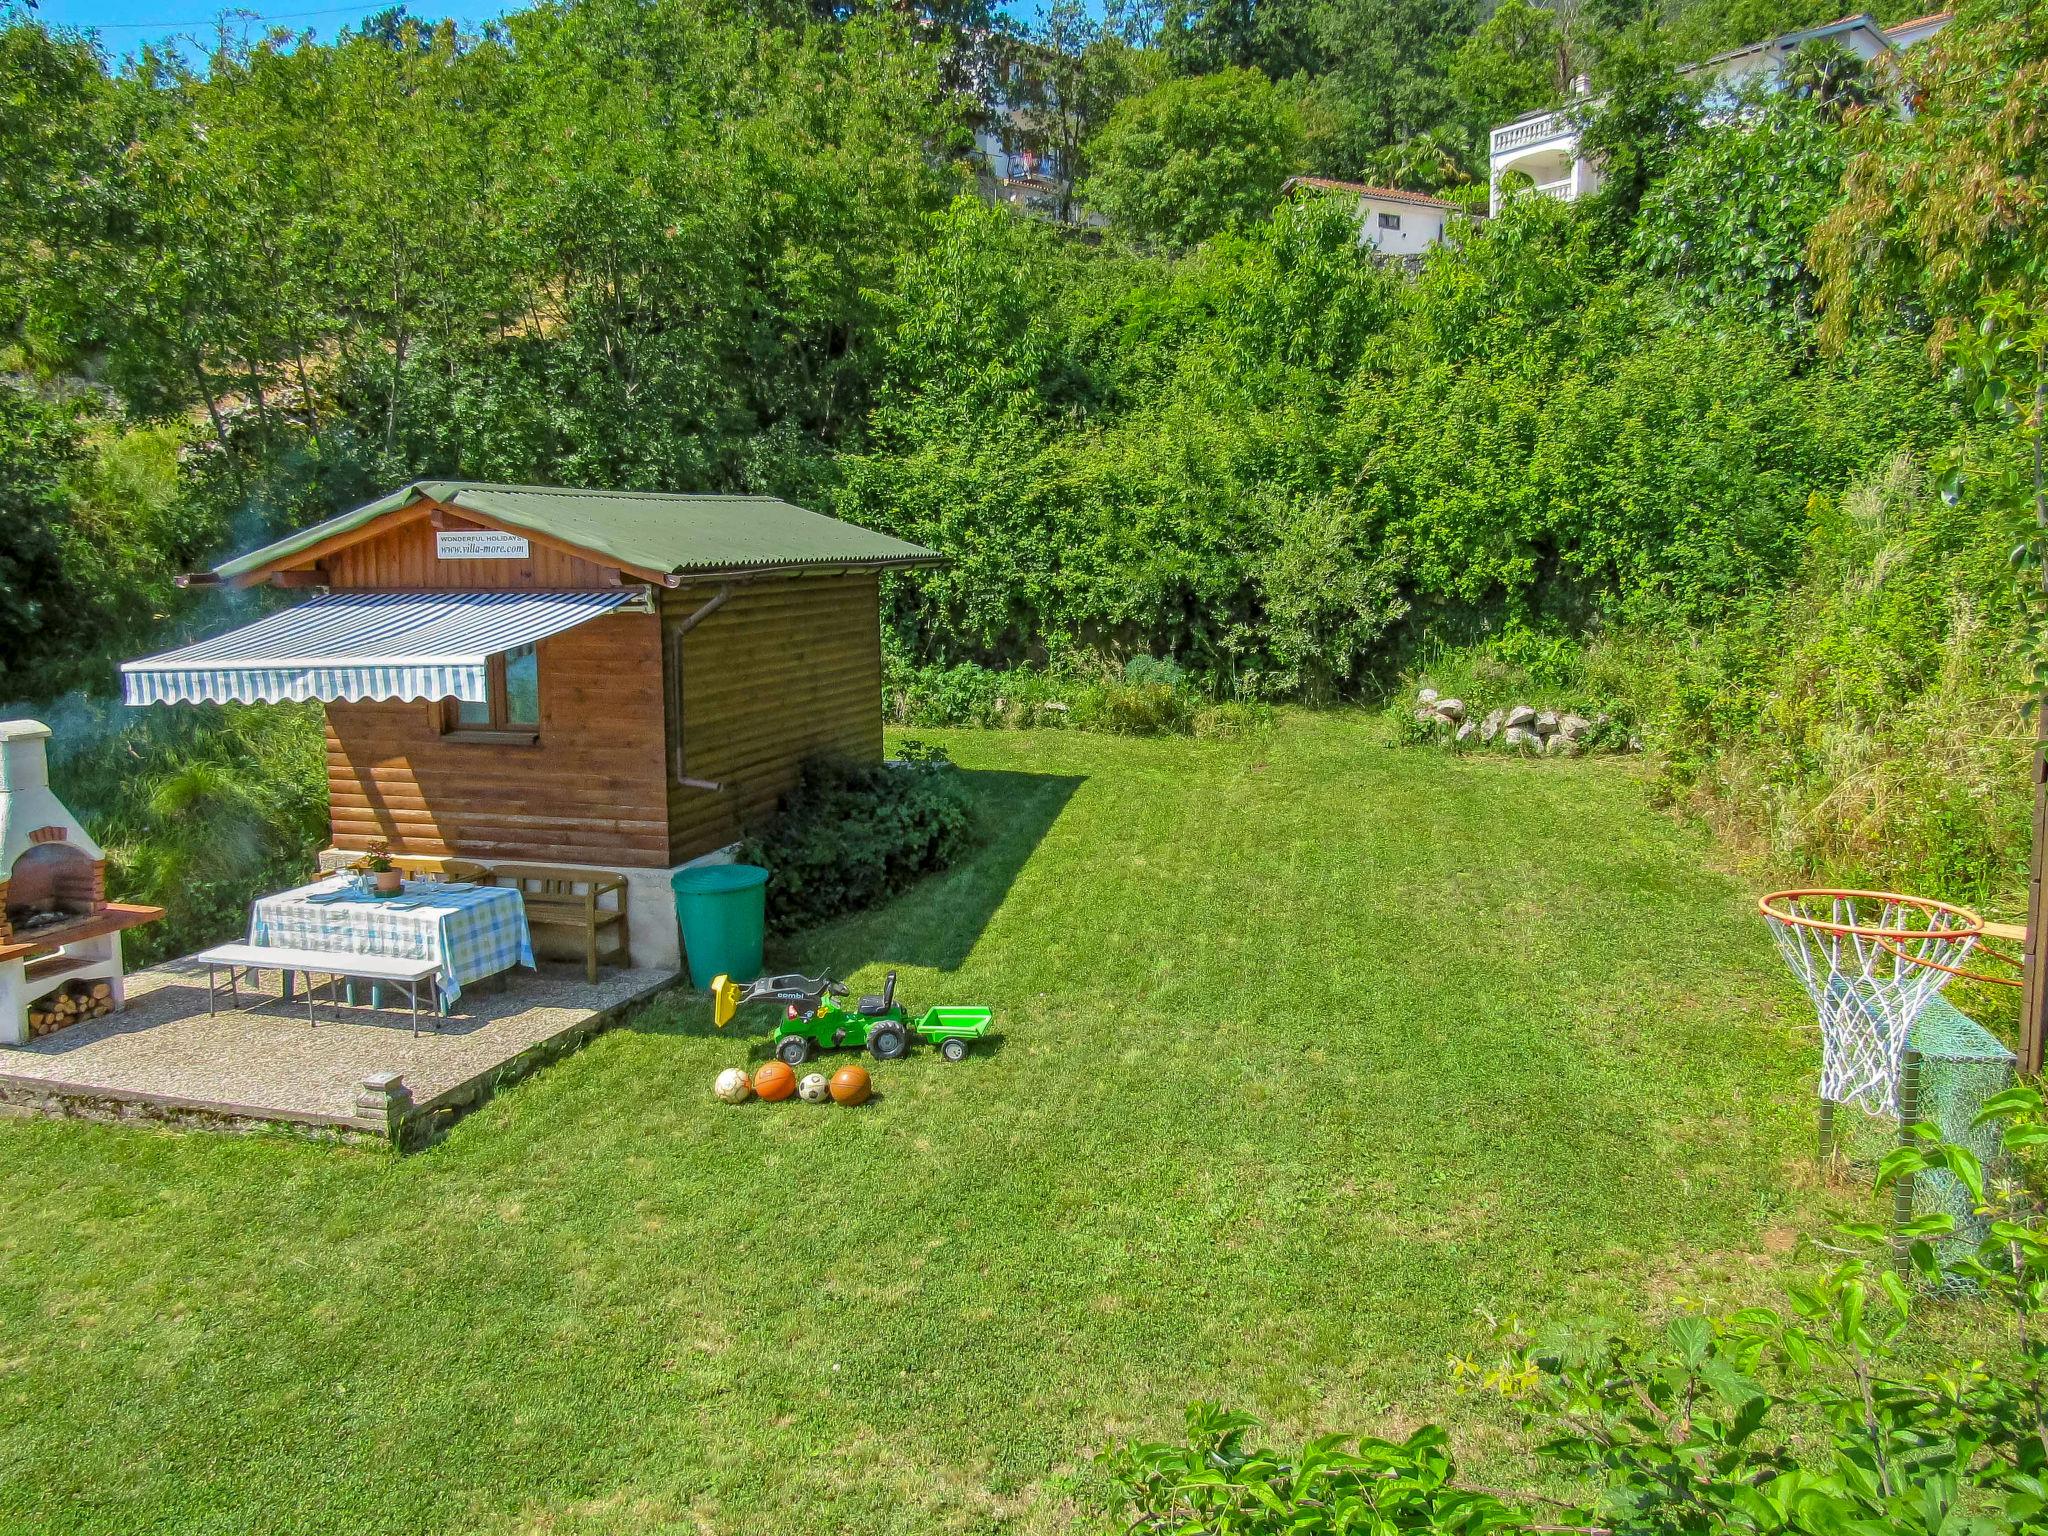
[752,1060,797,1102]
[829,1063,872,1106]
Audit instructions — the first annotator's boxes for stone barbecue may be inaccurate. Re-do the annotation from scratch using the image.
[0,720,162,1044]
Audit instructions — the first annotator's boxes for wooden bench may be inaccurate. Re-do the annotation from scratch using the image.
[195,943,444,1036]
[489,866,630,983]
[387,855,498,885]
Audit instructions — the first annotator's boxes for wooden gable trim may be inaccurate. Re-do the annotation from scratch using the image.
[230,495,680,590]
[227,502,433,588]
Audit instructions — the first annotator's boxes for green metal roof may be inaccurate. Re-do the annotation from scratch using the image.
[213,482,943,583]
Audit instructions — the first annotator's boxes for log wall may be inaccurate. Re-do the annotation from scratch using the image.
[325,611,670,866]
[665,574,883,863]
[319,508,622,591]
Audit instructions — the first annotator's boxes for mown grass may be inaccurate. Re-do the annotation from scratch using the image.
[0,712,1939,1533]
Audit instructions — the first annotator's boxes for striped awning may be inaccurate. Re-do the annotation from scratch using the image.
[121,589,638,707]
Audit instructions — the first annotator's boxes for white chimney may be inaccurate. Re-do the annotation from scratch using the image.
[0,720,105,873]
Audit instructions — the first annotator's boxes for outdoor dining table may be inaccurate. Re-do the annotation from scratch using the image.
[248,876,536,1013]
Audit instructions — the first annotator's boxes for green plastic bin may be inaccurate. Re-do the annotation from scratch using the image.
[671,863,769,989]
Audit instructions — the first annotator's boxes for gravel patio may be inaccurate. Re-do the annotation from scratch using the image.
[0,954,679,1142]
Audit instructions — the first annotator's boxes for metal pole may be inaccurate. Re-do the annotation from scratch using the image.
[1893,1047,1922,1275]
[2024,372,2048,1077]
[1818,1097,1837,1168]
[2023,707,2048,1076]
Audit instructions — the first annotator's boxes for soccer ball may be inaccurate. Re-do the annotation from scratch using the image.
[713,1068,752,1104]
[797,1073,831,1103]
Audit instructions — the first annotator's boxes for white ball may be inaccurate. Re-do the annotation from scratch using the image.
[797,1073,832,1103]
[714,1068,753,1104]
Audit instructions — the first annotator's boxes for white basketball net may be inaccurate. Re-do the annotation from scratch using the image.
[1761,893,1978,1117]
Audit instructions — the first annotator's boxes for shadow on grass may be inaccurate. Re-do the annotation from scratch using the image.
[645,766,1083,1041]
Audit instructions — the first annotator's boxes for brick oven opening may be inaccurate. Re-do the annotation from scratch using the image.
[3,842,105,942]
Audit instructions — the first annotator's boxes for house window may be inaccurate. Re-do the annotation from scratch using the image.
[1378,212,1402,230]
[441,644,540,742]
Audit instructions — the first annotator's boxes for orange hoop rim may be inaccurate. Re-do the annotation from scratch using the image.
[1871,933,2025,987]
[1757,887,1985,943]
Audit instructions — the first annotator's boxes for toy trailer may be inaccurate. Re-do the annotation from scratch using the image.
[915,1006,993,1061]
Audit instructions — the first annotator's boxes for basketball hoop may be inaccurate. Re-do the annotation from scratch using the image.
[1758,889,1984,1118]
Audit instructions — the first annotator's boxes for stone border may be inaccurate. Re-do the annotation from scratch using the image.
[0,1075,378,1143]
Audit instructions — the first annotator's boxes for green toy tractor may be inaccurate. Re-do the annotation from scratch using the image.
[711,969,992,1065]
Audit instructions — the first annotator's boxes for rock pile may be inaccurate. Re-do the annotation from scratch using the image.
[1413,689,1626,755]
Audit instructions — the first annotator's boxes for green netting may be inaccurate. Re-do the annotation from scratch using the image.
[1830,996,2015,1255]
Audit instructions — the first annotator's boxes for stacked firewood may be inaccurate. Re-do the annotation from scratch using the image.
[29,981,113,1037]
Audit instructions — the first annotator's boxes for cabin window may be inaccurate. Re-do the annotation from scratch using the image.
[1378,212,1401,230]
[440,644,541,743]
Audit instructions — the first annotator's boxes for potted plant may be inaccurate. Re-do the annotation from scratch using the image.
[359,840,402,896]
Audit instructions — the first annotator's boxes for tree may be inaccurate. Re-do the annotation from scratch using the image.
[998,0,1159,224]
[1082,66,1304,249]
[1781,35,1876,118]
[1448,0,1563,154]
[1574,19,1700,235]
[1300,0,1477,175]
[1633,90,1849,338]
[1811,0,2048,354]
[0,385,82,698]
[1359,129,1472,193]
[1157,0,1325,79]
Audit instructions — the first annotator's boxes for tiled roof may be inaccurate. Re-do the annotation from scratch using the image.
[1281,176,1462,211]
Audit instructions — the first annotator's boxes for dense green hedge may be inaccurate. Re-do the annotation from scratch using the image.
[842,184,1940,697]
[740,746,975,933]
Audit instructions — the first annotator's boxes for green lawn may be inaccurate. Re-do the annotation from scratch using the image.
[0,713,1857,1533]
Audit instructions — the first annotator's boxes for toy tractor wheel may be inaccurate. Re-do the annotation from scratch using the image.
[868,1023,909,1061]
[938,1037,969,1063]
[776,1035,813,1067]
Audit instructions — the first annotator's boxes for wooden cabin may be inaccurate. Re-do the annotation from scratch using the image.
[121,483,940,967]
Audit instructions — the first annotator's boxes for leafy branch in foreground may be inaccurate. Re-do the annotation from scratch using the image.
[1104,1085,2048,1533]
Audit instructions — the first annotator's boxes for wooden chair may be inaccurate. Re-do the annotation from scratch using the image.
[491,865,630,983]
[388,854,498,885]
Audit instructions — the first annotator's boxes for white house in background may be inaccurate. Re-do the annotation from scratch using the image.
[1487,9,1953,215]
[1282,177,1473,257]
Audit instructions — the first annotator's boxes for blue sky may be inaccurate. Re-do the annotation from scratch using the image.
[24,0,1062,60]
[24,0,518,58]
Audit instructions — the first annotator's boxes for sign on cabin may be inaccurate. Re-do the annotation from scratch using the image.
[435,531,530,560]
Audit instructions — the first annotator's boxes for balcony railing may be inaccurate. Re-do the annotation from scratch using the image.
[1490,109,1576,155]
[1532,177,1574,200]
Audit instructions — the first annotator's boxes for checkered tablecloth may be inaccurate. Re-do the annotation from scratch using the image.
[248,877,535,1008]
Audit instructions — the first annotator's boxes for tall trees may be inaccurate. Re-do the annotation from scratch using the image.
[1449,0,1565,153]
[1574,20,1699,234]
[1158,0,1326,79]
[1301,0,1477,174]
[1083,66,1305,248]
[998,0,1160,224]
[0,386,81,698]
[1633,90,1847,337]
